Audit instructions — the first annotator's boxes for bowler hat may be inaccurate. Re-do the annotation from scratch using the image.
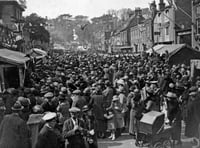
[12,101,24,111]
[18,97,30,107]
[82,105,90,112]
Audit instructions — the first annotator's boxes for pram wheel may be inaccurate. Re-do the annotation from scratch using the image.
[162,139,172,148]
[153,142,162,148]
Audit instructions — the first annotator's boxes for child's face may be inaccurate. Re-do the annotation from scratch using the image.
[108,111,112,115]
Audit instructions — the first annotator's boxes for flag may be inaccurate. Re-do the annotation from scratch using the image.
[167,0,177,10]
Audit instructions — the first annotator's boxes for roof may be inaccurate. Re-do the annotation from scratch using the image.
[0,48,29,66]
[146,44,165,53]
[120,14,145,32]
[0,0,26,10]
[156,44,186,55]
[147,44,199,57]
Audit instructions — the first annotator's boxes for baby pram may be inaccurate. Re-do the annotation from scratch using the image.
[135,111,173,148]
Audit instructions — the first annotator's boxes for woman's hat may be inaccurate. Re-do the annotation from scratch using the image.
[69,107,81,113]
[112,95,119,101]
[82,105,90,112]
[11,101,24,111]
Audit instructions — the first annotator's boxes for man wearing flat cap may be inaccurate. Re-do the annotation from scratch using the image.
[164,92,182,145]
[71,90,86,110]
[63,107,86,148]
[36,112,64,148]
[42,92,57,112]
[0,101,31,148]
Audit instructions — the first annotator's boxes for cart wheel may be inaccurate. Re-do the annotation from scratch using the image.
[153,142,163,148]
[162,139,172,148]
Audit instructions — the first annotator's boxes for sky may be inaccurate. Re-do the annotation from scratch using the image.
[24,0,166,19]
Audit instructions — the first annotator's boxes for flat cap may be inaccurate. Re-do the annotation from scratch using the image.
[44,92,54,98]
[72,90,81,95]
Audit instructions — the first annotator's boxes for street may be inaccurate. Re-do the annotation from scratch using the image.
[98,131,194,148]
[98,133,136,148]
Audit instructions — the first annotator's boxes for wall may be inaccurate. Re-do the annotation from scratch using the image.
[153,6,175,44]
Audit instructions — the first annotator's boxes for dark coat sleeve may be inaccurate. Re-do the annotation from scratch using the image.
[35,134,47,148]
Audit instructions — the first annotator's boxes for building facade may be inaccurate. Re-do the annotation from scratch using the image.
[0,0,26,31]
[192,0,200,50]
[153,0,192,45]
[130,18,152,52]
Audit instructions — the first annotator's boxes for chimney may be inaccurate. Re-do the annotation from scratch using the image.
[135,7,142,16]
[159,0,165,11]
[150,1,157,17]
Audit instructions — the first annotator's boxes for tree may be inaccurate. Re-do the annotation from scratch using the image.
[23,13,50,43]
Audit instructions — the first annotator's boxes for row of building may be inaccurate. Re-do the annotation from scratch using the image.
[104,0,200,53]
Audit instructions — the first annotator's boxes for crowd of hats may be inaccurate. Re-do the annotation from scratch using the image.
[0,51,199,127]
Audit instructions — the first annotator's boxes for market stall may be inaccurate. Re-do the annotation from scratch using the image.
[0,48,30,91]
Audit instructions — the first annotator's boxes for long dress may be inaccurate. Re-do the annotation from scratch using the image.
[129,95,140,135]
[109,101,124,129]
[185,97,200,138]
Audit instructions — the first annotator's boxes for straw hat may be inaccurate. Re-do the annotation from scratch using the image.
[165,92,177,98]
[42,112,56,121]
[11,101,24,111]
[69,107,81,113]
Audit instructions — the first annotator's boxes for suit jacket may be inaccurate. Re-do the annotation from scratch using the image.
[35,124,64,148]
[103,87,114,107]
[90,94,105,120]
[0,113,31,148]
[72,96,87,109]
[63,118,85,145]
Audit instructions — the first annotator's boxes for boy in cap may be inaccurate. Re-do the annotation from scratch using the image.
[35,112,64,148]
[63,107,86,148]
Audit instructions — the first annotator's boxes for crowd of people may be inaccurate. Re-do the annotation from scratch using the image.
[0,51,200,148]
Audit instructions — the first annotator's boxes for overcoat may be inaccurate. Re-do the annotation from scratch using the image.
[0,113,31,148]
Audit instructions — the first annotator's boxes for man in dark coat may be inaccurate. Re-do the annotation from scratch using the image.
[35,112,64,148]
[0,101,31,148]
[42,92,58,112]
[102,81,114,108]
[185,91,200,147]
[71,90,87,110]
[63,107,86,148]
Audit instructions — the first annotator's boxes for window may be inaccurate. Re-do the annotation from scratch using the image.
[197,18,200,35]
[0,6,2,19]
[166,26,169,35]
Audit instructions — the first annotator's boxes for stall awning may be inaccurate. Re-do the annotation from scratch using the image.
[0,48,30,66]
[30,48,47,59]
[156,44,186,55]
